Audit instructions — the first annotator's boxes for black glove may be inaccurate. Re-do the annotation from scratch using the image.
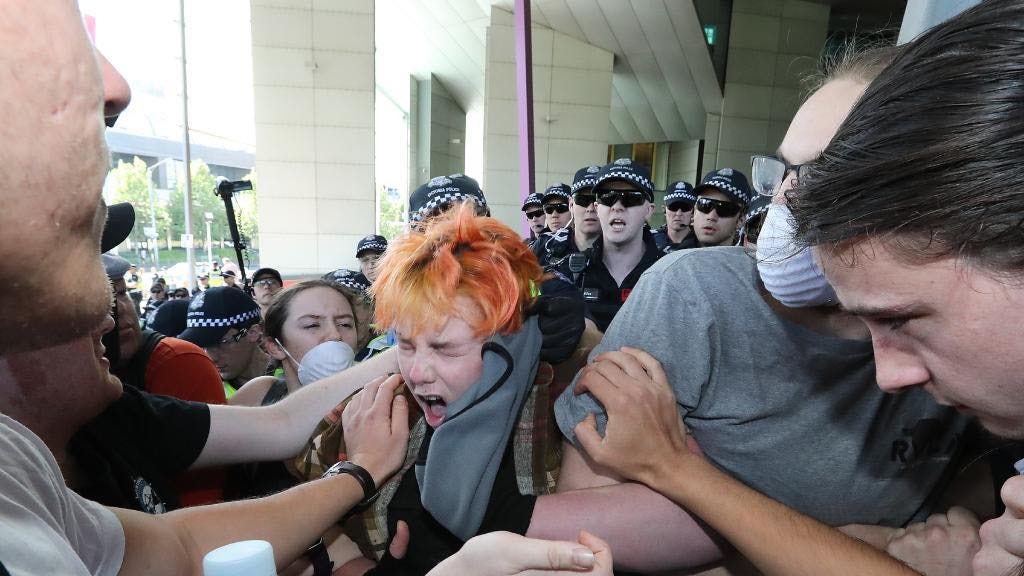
[532,296,585,364]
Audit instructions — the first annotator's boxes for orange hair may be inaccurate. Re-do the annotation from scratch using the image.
[372,202,543,337]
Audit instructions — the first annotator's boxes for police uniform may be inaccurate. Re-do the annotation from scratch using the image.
[652,179,699,254]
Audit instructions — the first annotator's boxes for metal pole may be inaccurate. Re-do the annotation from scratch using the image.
[147,178,160,269]
[514,0,535,238]
[205,218,213,268]
[179,0,195,292]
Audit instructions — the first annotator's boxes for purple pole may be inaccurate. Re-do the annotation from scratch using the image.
[514,0,535,237]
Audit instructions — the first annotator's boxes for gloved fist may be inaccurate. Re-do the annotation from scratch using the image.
[532,296,585,364]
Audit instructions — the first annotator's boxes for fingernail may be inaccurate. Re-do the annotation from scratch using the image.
[572,548,595,567]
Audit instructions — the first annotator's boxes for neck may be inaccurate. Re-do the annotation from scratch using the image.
[231,348,271,387]
[602,234,646,286]
[667,226,689,244]
[574,227,600,251]
[282,362,302,394]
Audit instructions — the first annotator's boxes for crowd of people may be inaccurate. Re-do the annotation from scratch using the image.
[3,1,1024,575]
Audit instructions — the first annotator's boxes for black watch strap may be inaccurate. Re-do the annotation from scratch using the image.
[305,537,334,576]
[322,460,379,507]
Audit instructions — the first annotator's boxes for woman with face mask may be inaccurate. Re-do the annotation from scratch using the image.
[230,280,371,408]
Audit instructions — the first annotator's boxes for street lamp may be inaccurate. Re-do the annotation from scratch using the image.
[146,158,175,269]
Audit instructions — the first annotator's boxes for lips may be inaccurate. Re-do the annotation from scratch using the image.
[702,226,716,234]
[609,218,626,231]
[416,393,448,427]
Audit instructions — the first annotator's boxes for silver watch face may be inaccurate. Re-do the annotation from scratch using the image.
[321,461,346,478]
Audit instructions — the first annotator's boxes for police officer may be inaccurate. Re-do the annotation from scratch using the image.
[652,180,699,253]
[521,192,546,245]
[551,158,661,333]
[533,165,603,267]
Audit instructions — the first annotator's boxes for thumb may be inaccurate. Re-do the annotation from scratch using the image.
[391,394,409,436]
[389,520,410,559]
[574,414,603,458]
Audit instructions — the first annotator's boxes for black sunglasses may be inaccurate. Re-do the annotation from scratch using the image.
[543,203,570,215]
[525,209,544,219]
[596,190,647,208]
[666,202,693,213]
[572,193,596,208]
[695,197,742,218]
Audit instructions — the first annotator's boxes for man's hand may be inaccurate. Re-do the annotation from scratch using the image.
[427,531,613,576]
[882,507,980,576]
[342,374,409,487]
[975,476,1024,576]
[533,296,585,364]
[573,347,689,487]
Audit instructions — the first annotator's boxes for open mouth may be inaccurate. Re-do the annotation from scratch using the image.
[609,218,627,232]
[418,394,448,427]
[702,226,716,234]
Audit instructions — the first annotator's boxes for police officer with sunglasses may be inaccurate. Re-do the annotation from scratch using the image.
[653,180,700,254]
[691,168,753,247]
[550,158,662,333]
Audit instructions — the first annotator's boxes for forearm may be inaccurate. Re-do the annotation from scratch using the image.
[196,348,398,468]
[527,483,728,572]
[650,455,919,576]
[117,473,364,576]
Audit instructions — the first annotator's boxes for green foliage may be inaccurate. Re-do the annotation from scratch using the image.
[378,187,406,240]
[106,158,172,244]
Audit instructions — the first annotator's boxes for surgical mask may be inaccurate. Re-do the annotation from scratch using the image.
[276,338,355,386]
[755,203,837,308]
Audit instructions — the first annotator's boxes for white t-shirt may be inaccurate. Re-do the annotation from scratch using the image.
[0,414,124,575]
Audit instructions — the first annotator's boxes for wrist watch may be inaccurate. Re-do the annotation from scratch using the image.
[321,460,379,507]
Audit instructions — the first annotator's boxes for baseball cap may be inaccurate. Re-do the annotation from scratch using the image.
[593,158,654,201]
[664,181,697,206]
[101,253,131,280]
[521,192,543,211]
[178,287,261,348]
[571,165,603,194]
[694,168,753,206]
[322,268,371,293]
[251,267,282,285]
[101,203,135,253]
[408,174,488,223]
[355,235,388,258]
[149,298,190,337]
[220,269,237,279]
[541,183,572,204]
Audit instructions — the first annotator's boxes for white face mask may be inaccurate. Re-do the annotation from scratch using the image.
[276,338,355,386]
[755,202,837,308]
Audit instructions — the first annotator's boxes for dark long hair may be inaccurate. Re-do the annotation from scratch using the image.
[789,0,1024,273]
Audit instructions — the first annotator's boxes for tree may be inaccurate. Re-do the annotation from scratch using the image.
[106,157,171,246]
[378,185,406,240]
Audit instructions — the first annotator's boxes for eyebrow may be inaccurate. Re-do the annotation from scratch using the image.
[837,301,928,319]
[297,313,354,321]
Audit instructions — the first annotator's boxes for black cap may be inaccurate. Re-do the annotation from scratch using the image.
[664,181,697,206]
[178,287,261,348]
[149,299,191,337]
[355,235,388,258]
[408,174,488,223]
[101,203,135,253]
[521,192,543,211]
[593,158,654,200]
[220,269,237,279]
[571,165,602,194]
[541,183,572,203]
[251,267,282,284]
[694,168,752,206]
[323,268,371,293]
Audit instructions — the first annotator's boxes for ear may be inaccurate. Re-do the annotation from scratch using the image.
[645,202,655,219]
[262,334,288,361]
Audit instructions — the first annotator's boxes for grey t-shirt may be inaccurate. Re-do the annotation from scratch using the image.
[556,247,971,527]
[0,414,124,576]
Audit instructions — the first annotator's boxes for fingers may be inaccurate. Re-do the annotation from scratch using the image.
[593,349,648,381]
[1001,476,1024,518]
[389,520,410,560]
[497,533,596,571]
[620,347,670,387]
[947,506,981,528]
[574,363,620,399]
[391,391,409,437]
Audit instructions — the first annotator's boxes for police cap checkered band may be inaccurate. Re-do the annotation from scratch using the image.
[745,193,771,220]
[521,192,543,211]
[571,165,602,193]
[409,174,487,222]
[694,168,753,206]
[664,181,697,205]
[356,234,388,257]
[541,183,571,203]
[593,159,654,200]
[178,286,261,347]
[324,268,371,293]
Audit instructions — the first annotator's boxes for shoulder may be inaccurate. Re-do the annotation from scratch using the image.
[229,376,278,407]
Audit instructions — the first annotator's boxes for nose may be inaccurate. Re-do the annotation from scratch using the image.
[96,50,131,127]
[321,322,342,342]
[405,351,435,386]
[872,339,931,393]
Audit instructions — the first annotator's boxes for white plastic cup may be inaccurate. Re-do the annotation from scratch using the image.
[202,540,276,576]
